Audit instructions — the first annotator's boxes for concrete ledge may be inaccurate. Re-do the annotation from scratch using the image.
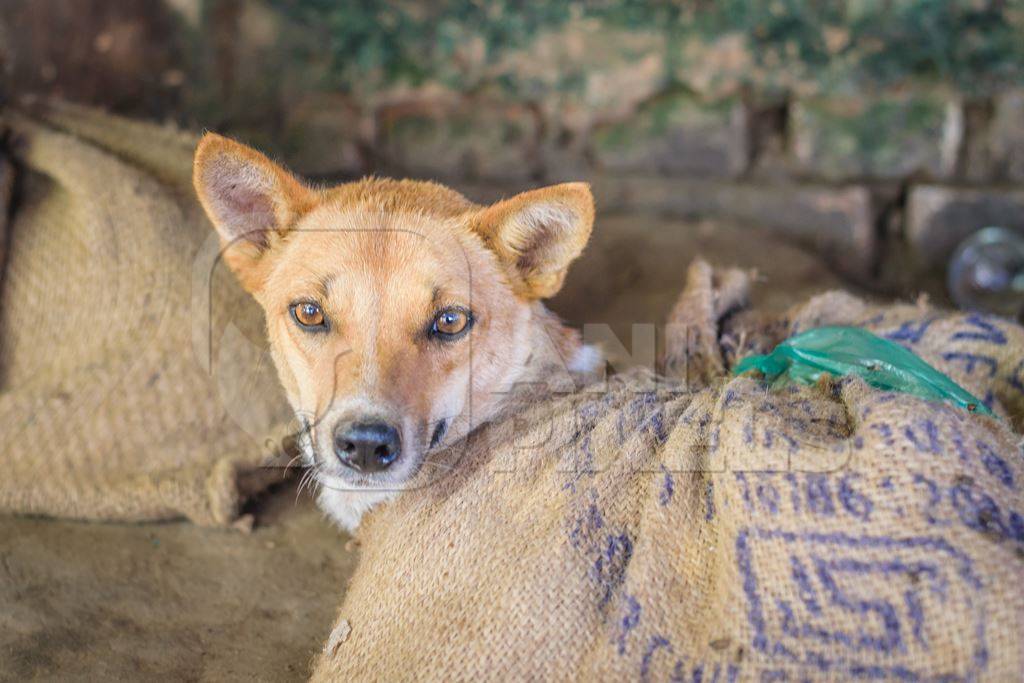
[906,185,1024,269]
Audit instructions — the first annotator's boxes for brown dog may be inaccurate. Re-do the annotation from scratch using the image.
[193,133,601,529]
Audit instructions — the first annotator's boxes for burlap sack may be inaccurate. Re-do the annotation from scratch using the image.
[314,262,1024,681]
[0,102,290,525]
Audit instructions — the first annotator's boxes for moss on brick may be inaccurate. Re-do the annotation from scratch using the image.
[268,0,1024,97]
[592,91,747,177]
[791,93,957,180]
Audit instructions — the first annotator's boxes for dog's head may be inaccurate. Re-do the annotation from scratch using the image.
[194,133,594,490]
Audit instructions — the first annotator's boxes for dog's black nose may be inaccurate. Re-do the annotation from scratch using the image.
[333,422,401,473]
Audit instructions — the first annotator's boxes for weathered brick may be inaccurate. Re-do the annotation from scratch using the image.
[591,177,875,276]
[495,20,666,125]
[990,90,1024,182]
[378,99,538,181]
[591,93,748,178]
[905,185,1024,268]
[790,93,961,181]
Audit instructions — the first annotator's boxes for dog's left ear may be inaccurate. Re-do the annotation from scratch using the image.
[473,183,594,299]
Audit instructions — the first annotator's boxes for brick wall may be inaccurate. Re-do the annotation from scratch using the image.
[286,82,1024,290]
[4,0,1023,291]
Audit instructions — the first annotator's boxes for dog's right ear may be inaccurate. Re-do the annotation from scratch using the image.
[193,133,314,292]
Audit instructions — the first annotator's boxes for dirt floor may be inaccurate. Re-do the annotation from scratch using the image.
[0,481,352,681]
[0,213,854,681]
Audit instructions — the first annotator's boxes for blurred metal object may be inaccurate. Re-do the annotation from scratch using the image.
[947,227,1024,321]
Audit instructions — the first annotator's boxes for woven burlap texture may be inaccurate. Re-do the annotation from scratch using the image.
[0,102,291,525]
[314,261,1024,681]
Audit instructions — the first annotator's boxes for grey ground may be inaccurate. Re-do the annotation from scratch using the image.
[0,213,855,680]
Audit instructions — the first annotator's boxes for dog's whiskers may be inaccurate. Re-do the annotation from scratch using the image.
[283,452,305,473]
[295,465,324,504]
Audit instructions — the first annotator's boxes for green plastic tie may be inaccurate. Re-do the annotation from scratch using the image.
[733,326,994,417]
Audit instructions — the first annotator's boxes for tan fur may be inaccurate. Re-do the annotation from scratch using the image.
[193,133,598,529]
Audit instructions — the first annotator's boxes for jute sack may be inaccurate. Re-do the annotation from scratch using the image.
[0,102,290,525]
[314,262,1024,681]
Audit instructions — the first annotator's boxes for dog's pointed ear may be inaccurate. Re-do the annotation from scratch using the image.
[193,133,314,290]
[473,183,594,299]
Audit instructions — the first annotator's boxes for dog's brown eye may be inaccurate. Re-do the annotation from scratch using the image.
[291,302,326,329]
[431,307,472,340]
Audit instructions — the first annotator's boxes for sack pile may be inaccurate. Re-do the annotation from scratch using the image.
[0,102,291,525]
[314,262,1024,681]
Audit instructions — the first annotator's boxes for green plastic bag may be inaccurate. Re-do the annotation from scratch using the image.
[733,326,994,416]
